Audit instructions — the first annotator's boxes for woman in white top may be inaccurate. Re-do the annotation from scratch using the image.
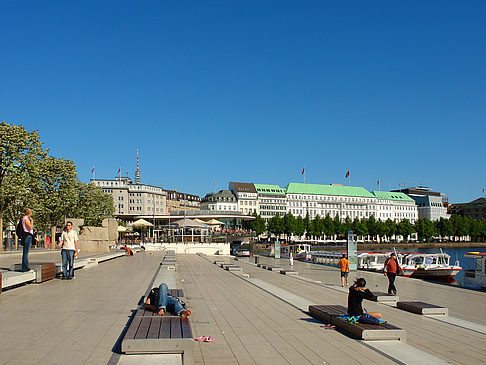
[21,208,34,272]
[60,221,79,279]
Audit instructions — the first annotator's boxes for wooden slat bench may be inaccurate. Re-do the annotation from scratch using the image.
[309,305,406,341]
[397,301,448,316]
[122,314,194,363]
[10,263,56,283]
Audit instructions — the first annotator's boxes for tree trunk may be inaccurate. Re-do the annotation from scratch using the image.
[51,225,56,249]
[0,215,3,252]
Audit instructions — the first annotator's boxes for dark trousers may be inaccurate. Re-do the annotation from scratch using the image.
[387,272,397,294]
[61,249,75,278]
[22,235,32,271]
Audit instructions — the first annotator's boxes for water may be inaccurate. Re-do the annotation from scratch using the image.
[397,246,486,286]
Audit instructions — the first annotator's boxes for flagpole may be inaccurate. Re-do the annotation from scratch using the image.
[304,165,306,184]
[348,168,350,186]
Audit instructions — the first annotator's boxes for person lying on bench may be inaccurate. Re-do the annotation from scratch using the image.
[145,283,192,318]
[348,278,381,319]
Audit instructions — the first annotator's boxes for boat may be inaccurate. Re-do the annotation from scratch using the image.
[358,252,398,271]
[463,252,486,290]
[400,252,462,279]
[273,243,312,260]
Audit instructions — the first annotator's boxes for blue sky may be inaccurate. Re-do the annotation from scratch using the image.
[1,1,485,203]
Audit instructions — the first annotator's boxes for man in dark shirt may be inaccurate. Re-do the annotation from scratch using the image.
[347,278,381,318]
[384,253,402,295]
[145,283,191,318]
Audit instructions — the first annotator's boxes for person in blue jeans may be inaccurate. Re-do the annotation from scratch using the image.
[21,208,34,272]
[145,283,191,318]
[60,221,79,279]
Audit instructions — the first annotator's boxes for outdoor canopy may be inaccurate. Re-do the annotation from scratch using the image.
[132,218,153,227]
[172,218,207,228]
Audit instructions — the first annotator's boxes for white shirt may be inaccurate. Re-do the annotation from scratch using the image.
[62,230,78,250]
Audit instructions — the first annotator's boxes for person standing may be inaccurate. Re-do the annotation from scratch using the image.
[289,251,294,266]
[21,208,34,272]
[384,252,402,295]
[338,254,350,287]
[60,221,79,280]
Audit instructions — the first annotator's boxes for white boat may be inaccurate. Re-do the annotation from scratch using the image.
[358,252,397,271]
[400,252,462,279]
[463,252,486,290]
[277,243,312,260]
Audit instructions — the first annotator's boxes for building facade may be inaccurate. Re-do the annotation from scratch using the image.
[200,190,238,212]
[229,182,259,215]
[254,184,287,222]
[93,177,167,218]
[371,191,418,223]
[393,186,449,221]
[164,189,201,213]
[449,198,486,220]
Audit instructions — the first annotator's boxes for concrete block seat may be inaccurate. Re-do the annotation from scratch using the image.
[280,269,298,275]
[225,265,242,272]
[1,270,36,289]
[397,301,448,316]
[267,266,283,271]
[121,316,194,364]
[369,292,399,305]
[309,305,406,341]
[213,260,225,265]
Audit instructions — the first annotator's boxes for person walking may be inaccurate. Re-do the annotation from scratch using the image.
[60,221,79,280]
[338,254,350,287]
[21,208,34,272]
[384,252,402,295]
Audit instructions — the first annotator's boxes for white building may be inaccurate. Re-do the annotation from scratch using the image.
[254,184,287,222]
[200,190,238,212]
[92,176,167,218]
[392,187,449,221]
[371,191,418,223]
[229,182,259,215]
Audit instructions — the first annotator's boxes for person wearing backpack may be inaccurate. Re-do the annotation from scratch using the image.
[384,252,402,295]
[20,208,34,272]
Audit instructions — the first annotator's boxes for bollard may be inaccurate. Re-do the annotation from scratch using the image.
[254,256,259,264]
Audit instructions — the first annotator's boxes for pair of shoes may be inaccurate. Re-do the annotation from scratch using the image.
[321,324,336,329]
[195,336,214,342]
[24,269,35,273]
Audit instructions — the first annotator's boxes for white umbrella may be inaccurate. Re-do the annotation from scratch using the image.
[132,218,153,227]
[117,226,127,232]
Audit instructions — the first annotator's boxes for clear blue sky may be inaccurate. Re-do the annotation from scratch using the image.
[1,1,485,203]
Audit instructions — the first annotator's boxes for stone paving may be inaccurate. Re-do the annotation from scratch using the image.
[1,251,485,364]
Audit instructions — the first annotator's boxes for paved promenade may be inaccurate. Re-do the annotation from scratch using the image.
[0,251,485,364]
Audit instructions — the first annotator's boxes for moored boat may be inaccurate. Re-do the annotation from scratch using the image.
[463,252,486,290]
[400,252,462,279]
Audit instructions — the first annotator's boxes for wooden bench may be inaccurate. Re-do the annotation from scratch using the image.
[9,263,56,283]
[122,315,194,363]
[309,305,406,341]
[397,301,448,316]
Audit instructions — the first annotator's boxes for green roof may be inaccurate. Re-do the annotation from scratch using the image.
[284,183,374,198]
[371,191,414,202]
[254,184,285,195]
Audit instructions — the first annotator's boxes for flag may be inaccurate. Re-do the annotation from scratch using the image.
[91,166,95,173]
[301,168,305,175]
[117,167,121,174]
[377,179,380,186]
[483,188,485,193]
[345,170,350,178]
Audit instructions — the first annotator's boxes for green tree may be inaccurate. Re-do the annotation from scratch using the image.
[311,215,324,240]
[436,217,454,241]
[268,214,285,238]
[294,216,305,238]
[397,219,415,243]
[29,156,79,248]
[376,219,389,243]
[343,216,353,234]
[283,213,296,241]
[0,122,46,250]
[322,214,335,239]
[75,182,114,226]
[352,217,367,238]
[303,214,311,238]
[386,219,397,242]
[251,214,266,236]
[333,214,344,236]
[367,215,378,241]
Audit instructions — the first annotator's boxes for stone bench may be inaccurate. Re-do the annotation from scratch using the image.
[280,270,298,275]
[213,260,225,265]
[1,270,36,289]
[122,316,194,364]
[225,265,242,272]
[309,305,406,341]
[368,292,399,305]
[266,266,283,271]
[397,301,448,316]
